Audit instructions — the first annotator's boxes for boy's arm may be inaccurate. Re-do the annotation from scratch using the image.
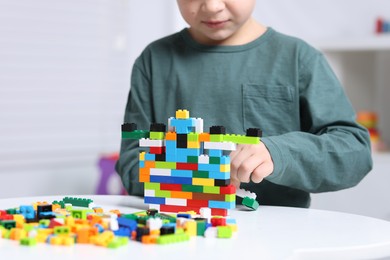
[115,63,153,195]
[248,53,372,193]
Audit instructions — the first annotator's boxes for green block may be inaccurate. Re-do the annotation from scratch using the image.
[225,194,235,202]
[150,131,165,140]
[155,190,171,198]
[217,226,232,238]
[121,214,139,221]
[1,220,16,229]
[195,220,206,236]
[122,130,149,139]
[187,133,199,142]
[210,134,224,142]
[6,208,17,214]
[39,219,50,227]
[71,209,89,220]
[155,213,176,223]
[63,197,94,208]
[144,182,160,190]
[187,156,198,163]
[20,237,37,246]
[223,134,260,144]
[242,197,260,210]
[182,185,203,193]
[52,200,65,208]
[193,171,209,178]
[209,157,221,164]
[54,226,70,235]
[108,237,129,249]
[155,162,176,169]
[203,186,220,194]
[156,233,189,245]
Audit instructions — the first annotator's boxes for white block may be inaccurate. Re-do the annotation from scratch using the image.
[166,198,187,206]
[147,217,163,231]
[236,188,257,199]
[198,155,209,164]
[204,141,237,151]
[144,189,156,197]
[150,168,172,176]
[149,204,160,211]
[139,138,164,147]
[194,118,204,133]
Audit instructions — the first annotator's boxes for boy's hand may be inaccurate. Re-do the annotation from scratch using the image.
[230,142,274,188]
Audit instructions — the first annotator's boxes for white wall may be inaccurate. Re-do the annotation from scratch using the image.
[0,0,178,198]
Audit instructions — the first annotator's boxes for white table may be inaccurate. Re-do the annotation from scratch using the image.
[1,195,390,260]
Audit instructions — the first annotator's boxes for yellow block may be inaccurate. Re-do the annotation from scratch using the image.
[184,220,197,236]
[10,228,26,241]
[139,151,145,161]
[176,109,189,119]
[192,178,214,186]
[187,141,200,148]
[220,164,230,172]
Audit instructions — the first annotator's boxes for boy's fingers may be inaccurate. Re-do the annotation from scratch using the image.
[251,162,274,183]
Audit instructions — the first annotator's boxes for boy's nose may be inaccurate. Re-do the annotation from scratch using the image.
[201,0,225,13]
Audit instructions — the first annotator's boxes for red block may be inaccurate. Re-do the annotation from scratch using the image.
[187,199,209,208]
[219,184,236,195]
[160,183,183,191]
[160,205,200,214]
[211,217,226,227]
[149,147,165,154]
[0,214,13,220]
[176,162,198,171]
[211,208,228,217]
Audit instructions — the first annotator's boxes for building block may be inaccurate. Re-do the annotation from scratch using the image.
[121,110,262,216]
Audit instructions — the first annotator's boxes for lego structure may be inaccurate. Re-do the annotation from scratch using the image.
[122,110,262,216]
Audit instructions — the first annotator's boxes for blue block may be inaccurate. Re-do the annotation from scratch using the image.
[171,169,193,178]
[208,149,223,157]
[198,163,221,172]
[150,176,193,185]
[226,219,237,225]
[165,140,177,162]
[170,118,195,134]
[117,217,137,231]
[139,161,145,168]
[208,201,235,209]
[220,156,230,164]
[144,196,166,205]
[114,227,131,237]
[145,153,156,161]
[19,205,35,219]
[209,171,230,180]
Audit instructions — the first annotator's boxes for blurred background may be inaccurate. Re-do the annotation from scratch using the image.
[0,0,389,220]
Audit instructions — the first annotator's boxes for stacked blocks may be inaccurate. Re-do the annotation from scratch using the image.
[122,110,262,216]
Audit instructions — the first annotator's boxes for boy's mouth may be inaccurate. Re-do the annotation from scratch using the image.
[202,20,229,29]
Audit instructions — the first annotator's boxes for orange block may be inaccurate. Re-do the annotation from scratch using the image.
[171,191,193,200]
[145,161,156,169]
[199,133,210,142]
[165,131,177,140]
[77,228,91,244]
[139,173,150,183]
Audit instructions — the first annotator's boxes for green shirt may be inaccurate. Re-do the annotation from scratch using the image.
[116,28,372,207]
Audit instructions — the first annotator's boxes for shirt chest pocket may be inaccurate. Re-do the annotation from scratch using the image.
[242,84,297,135]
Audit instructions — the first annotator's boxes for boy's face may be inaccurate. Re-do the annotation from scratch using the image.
[177,0,257,45]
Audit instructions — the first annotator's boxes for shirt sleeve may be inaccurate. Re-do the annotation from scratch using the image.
[115,58,153,196]
[262,52,373,193]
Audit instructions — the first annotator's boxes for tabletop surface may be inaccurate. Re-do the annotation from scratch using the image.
[1,195,390,260]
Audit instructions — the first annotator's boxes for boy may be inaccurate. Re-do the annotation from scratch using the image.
[116,0,372,207]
